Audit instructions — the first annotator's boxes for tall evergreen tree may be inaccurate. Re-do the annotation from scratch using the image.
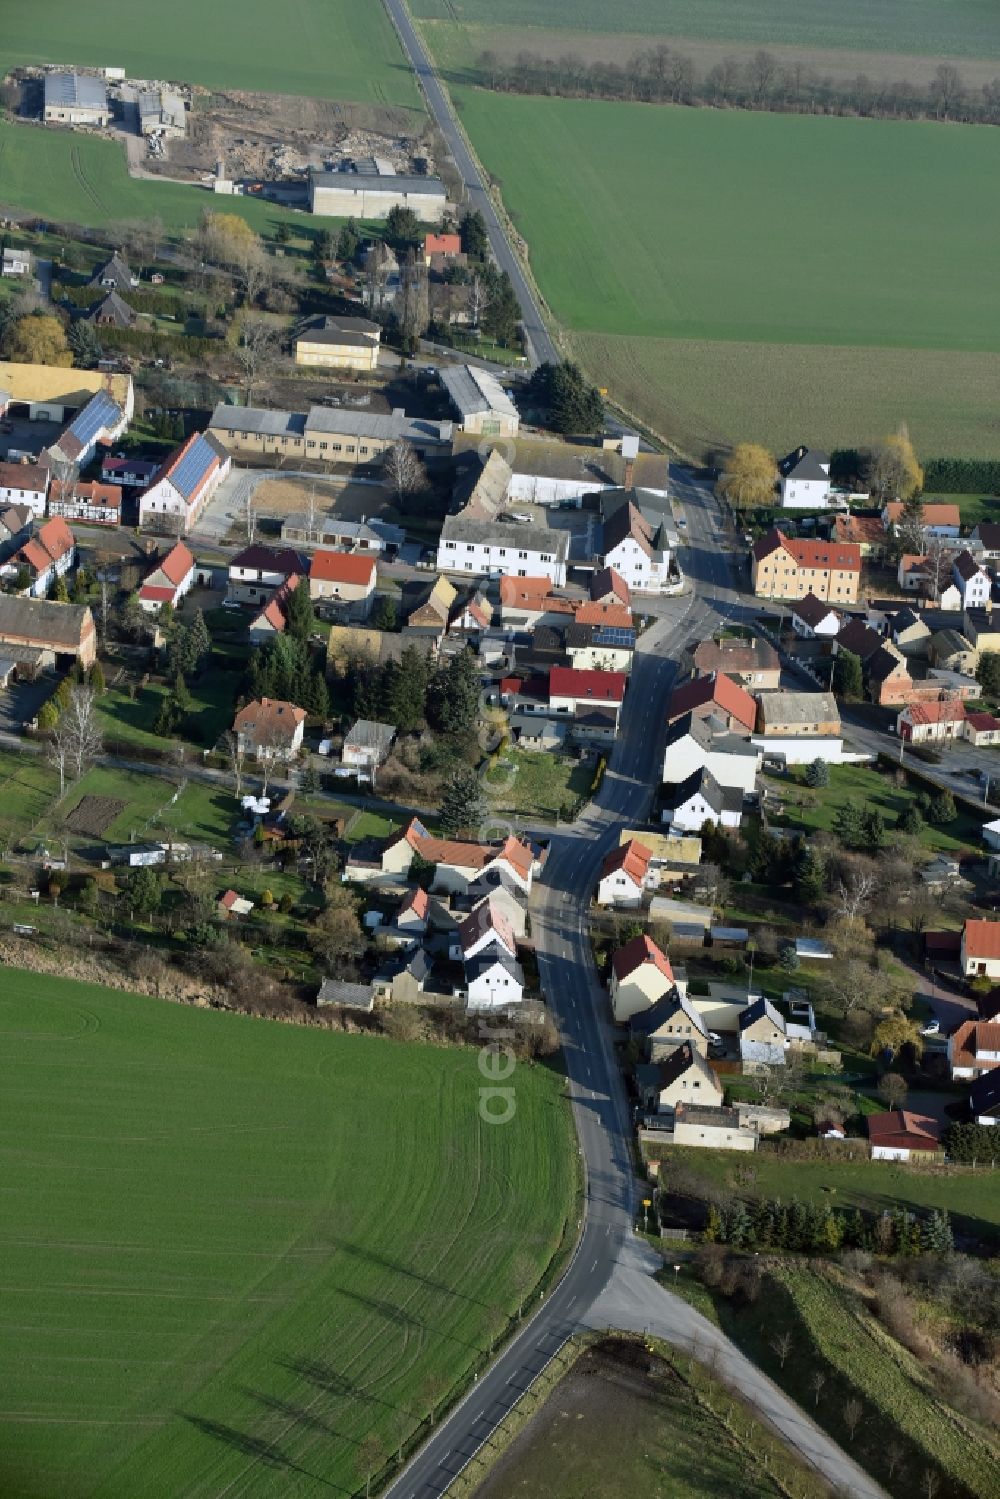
[438,768,486,837]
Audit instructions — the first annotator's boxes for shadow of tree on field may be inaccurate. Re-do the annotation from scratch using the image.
[182,1414,343,1491]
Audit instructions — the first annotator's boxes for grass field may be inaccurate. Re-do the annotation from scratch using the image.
[1,0,418,106]
[0,120,320,234]
[0,969,575,1498]
[450,90,1000,456]
[413,0,1000,60]
[666,1147,1000,1240]
[484,750,591,820]
[95,681,239,753]
[765,763,986,856]
[677,1261,1000,1499]
[476,1339,825,1499]
[571,332,1000,460]
[0,750,61,848]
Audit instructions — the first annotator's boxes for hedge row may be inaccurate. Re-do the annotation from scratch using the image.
[97,326,223,359]
[830,449,1000,497]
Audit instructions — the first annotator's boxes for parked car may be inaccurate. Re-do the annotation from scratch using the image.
[921,1018,941,1036]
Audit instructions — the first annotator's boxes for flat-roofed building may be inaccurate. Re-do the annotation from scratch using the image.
[0,362,132,425]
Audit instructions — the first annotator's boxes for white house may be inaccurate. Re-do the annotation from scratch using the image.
[465,951,524,1010]
[437,516,569,586]
[960,919,1000,980]
[139,431,231,534]
[6,516,75,597]
[0,461,49,518]
[1,247,32,277]
[948,1020,1000,1081]
[600,493,677,595]
[662,767,743,831]
[455,895,518,962]
[137,541,195,614]
[227,544,305,605]
[662,712,759,795]
[609,934,676,1024]
[790,593,841,638]
[342,719,395,775]
[952,550,991,610]
[596,839,655,908]
[777,446,831,509]
[738,997,787,1069]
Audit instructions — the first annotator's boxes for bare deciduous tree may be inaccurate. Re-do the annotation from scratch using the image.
[843,1396,864,1440]
[810,1369,827,1408]
[234,316,278,405]
[770,1330,793,1369]
[835,870,878,926]
[46,723,70,798]
[383,440,426,514]
[223,730,247,799]
[64,685,103,781]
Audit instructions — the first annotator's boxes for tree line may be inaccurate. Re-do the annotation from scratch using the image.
[477,46,1000,127]
[701,1195,955,1256]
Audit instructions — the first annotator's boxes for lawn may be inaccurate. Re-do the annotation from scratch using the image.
[0,0,419,106]
[483,749,592,820]
[413,0,1000,60]
[0,120,331,234]
[0,749,61,848]
[675,1261,1000,1499]
[663,1147,1000,1240]
[766,763,985,856]
[0,969,576,1498]
[477,1338,826,1499]
[94,680,239,753]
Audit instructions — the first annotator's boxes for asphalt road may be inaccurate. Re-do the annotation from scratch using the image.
[381,0,558,370]
[385,478,886,1498]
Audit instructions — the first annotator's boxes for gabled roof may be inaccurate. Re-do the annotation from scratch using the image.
[667,671,756,733]
[651,1041,703,1091]
[590,566,631,606]
[602,499,657,560]
[89,252,134,289]
[739,996,786,1033]
[344,718,395,752]
[309,549,376,586]
[901,699,966,726]
[691,638,780,677]
[964,919,1000,960]
[232,543,305,577]
[662,766,741,817]
[549,666,626,704]
[88,290,136,328]
[953,549,984,583]
[965,711,1000,733]
[868,646,910,684]
[886,501,960,527]
[950,1019,1000,1071]
[154,430,227,504]
[458,896,517,959]
[612,933,674,985]
[835,618,882,661]
[791,592,839,627]
[866,1109,942,1148]
[599,839,652,886]
[753,527,860,573]
[49,479,122,511]
[833,514,887,547]
[398,886,429,921]
[778,446,830,481]
[158,541,195,586]
[0,461,49,492]
[969,1069,1000,1116]
[663,710,713,753]
[233,696,307,738]
[465,949,525,988]
[629,988,707,1040]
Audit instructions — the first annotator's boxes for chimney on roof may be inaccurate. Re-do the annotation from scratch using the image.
[621,434,639,491]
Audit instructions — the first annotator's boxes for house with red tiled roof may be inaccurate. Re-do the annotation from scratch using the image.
[423,232,462,265]
[590,566,631,608]
[948,1018,1000,1080]
[48,478,121,527]
[961,919,1000,981]
[964,711,1000,747]
[867,1110,943,1161]
[8,516,76,597]
[883,501,960,537]
[896,698,966,744]
[666,672,757,735]
[308,548,376,619]
[832,513,889,557]
[751,528,861,603]
[396,885,429,932]
[597,839,654,909]
[609,933,675,1023]
[233,696,306,760]
[345,814,535,896]
[138,541,195,614]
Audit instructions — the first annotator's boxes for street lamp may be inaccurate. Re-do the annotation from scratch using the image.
[673,1263,681,1285]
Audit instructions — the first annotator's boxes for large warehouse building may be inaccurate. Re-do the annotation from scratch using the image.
[309,169,446,222]
[43,72,110,126]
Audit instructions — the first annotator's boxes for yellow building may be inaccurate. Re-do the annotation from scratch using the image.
[751,527,861,604]
[294,316,381,373]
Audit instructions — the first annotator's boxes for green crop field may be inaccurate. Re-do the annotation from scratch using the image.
[451,90,1000,456]
[1,0,418,106]
[413,0,1000,61]
[0,970,575,1498]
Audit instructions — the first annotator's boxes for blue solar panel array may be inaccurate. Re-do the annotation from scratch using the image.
[594,626,636,649]
[170,434,217,500]
[67,390,121,447]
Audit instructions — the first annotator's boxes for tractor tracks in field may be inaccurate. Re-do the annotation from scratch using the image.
[69,144,109,218]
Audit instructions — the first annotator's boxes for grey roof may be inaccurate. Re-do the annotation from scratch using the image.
[969,1069,1000,1117]
[440,511,570,559]
[757,691,839,728]
[89,253,134,290]
[779,446,830,481]
[316,978,375,1011]
[953,549,982,582]
[0,595,92,649]
[45,72,108,111]
[297,315,380,348]
[440,364,518,421]
[662,766,741,816]
[791,592,838,626]
[674,1102,742,1129]
[650,1042,699,1091]
[311,169,446,197]
[343,719,396,752]
[465,950,524,988]
[930,628,974,654]
[739,996,786,1033]
[210,404,305,439]
[88,290,135,327]
[629,989,706,1040]
[281,513,382,547]
[664,710,713,753]
[867,646,908,683]
[305,407,452,444]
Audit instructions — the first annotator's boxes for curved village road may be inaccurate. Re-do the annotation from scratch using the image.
[385,483,887,1498]
[381,0,558,370]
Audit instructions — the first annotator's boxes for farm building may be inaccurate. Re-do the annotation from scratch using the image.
[0,363,132,425]
[0,462,49,518]
[309,169,446,222]
[440,365,520,437]
[208,403,452,467]
[138,89,186,137]
[43,72,110,127]
[294,316,381,373]
[139,432,231,534]
[0,595,96,667]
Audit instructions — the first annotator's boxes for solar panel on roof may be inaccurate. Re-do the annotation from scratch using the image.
[170,435,216,501]
[594,627,636,648]
[67,391,120,448]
